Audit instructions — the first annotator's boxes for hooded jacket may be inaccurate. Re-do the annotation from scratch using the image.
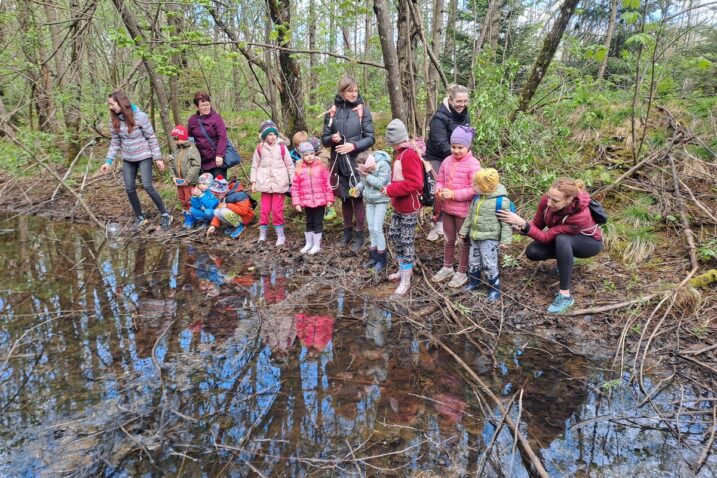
[357,151,391,205]
[250,141,295,194]
[169,142,202,185]
[458,184,513,243]
[424,98,471,164]
[291,159,334,208]
[435,151,482,218]
[321,94,376,199]
[527,190,603,243]
[385,147,423,214]
[187,109,228,170]
[105,110,162,163]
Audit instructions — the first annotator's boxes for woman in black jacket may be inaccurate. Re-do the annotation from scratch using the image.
[321,75,376,252]
[424,84,471,241]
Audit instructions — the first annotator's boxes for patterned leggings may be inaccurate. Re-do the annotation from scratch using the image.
[388,211,418,265]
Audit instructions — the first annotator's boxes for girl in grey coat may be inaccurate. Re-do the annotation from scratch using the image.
[352,150,391,272]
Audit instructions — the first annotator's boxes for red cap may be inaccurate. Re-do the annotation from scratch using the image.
[171,125,189,141]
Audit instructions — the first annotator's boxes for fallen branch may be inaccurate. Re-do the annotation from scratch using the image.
[435,338,550,478]
[567,292,661,316]
[668,153,700,270]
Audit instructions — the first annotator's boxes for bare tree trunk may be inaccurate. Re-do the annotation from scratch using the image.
[397,0,421,134]
[363,0,371,91]
[329,0,336,54]
[112,0,174,149]
[167,4,182,124]
[267,0,308,133]
[308,0,318,103]
[0,94,17,139]
[597,0,618,81]
[426,0,443,119]
[511,0,580,119]
[444,0,458,81]
[341,26,352,51]
[373,0,407,122]
[264,18,282,124]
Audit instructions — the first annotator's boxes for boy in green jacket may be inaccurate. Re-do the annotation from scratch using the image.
[458,168,514,301]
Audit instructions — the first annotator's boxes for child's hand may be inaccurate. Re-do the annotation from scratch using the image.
[206,226,216,236]
[191,187,201,196]
[500,243,510,251]
[380,187,388,195]
[296,205,302,212]
[251,182,256,192]
[440,189,454,200]
[100,163,111,175]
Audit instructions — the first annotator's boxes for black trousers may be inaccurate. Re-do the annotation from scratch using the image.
[526,234,603,290]
[305,206,326,233]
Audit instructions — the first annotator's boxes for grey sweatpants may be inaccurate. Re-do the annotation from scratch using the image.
[468,239,500,280]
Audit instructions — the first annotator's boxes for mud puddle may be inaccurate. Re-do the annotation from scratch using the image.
[0,213,714,476]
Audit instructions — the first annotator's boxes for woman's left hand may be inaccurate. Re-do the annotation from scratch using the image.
[497,209,526,227]
[215,156,224,167]
[155,160,165,172]
[335,143,356,155]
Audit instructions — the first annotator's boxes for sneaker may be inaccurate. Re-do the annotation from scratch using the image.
[132,215,148,230]
[448,272,468,288]
[229,224,245,239]
[547,293,575,314]
[224,226,236,236]
[160,214,173,231]
[431,266,454,283]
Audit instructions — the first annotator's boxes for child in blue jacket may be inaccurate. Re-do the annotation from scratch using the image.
[187,173,219,227]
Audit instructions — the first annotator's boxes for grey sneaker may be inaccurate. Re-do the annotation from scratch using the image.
[431,266,454,283]
[448,271,468,288]
[160,214,173,231]
[132,215,148,230]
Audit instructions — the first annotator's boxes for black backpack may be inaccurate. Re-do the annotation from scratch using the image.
[588,198,608,225]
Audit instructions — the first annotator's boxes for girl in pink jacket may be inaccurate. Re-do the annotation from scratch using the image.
[432,125,481,288]
[291,142,335,255]
[251,120,295,245]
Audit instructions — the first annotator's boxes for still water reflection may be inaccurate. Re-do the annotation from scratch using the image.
[0,214,714,476]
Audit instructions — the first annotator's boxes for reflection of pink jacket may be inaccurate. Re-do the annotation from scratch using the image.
[291,160,334,208]
[296,314,335,351]
[436,151,481,218]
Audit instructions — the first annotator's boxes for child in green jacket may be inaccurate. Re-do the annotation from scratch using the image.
[458,168,514,301]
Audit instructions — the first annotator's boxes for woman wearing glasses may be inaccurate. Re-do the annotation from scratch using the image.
[424,84,472,242]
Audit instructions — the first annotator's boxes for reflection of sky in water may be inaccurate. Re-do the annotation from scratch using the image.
[0,214,715,476]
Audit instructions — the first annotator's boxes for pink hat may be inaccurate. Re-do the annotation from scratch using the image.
[357,154,376,174]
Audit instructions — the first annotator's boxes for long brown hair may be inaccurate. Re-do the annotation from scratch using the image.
[108,91,136,133]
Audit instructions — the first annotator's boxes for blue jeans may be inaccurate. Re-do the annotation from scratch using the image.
[366,202,388,250]
[122,158,167,217]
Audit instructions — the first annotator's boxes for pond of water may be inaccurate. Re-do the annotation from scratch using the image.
[0,214,714,476]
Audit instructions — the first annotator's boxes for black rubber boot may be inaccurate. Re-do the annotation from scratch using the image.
[338,228,353,246]
[374,251,388,273]
[363,249,378,269]
[487,275,501,302]
[463,270,482,291]
[350,230,365,253]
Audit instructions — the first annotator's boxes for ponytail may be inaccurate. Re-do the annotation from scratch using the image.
[551,177,585,199]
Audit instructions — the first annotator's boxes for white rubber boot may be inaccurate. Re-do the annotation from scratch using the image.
[301,232,314,254]
[308,233,322,255]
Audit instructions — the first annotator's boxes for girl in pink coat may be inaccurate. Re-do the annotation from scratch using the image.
[291,142,335,255]
[432,125,481,288]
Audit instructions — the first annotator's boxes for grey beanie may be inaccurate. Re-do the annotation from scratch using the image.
[386,119,409,145]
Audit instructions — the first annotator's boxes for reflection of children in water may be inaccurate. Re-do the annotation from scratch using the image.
[131,246,178,359]
[259,271,295,361]
[296,313,335,357]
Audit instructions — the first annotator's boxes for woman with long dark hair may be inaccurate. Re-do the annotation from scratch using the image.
[99,91,172,230]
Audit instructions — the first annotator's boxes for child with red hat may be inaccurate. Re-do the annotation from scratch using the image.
[168,124,202,228]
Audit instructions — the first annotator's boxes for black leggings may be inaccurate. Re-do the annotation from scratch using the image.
[305,206,325,233]
[526,234,603,290]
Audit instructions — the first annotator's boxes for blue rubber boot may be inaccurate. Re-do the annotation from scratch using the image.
[487,275,501,302]
[463,270,482,291]
[229,223,245,239]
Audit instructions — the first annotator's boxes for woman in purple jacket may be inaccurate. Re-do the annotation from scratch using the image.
[187,92,230,179]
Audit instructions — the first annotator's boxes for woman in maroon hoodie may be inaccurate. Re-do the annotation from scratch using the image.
[187,92,230,179]
[497,177,603,314]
